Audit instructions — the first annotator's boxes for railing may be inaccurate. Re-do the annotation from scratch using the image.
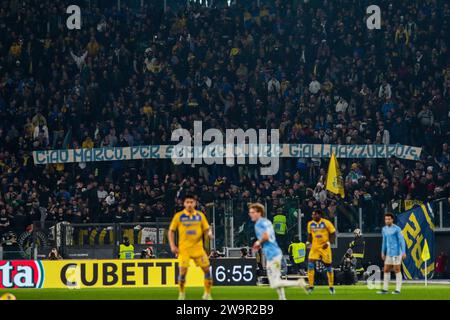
[206,198,303,250]
[2,197,443,260]
[431,198,450,231]
[208,197,450,251]
[60,222,172,259]
[0,249,31,260]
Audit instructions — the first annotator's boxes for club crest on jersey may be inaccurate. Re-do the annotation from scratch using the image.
[311,222,326,230]
[180,212,202,226]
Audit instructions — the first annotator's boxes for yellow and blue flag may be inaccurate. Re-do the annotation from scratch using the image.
[421,239,430,262]
[397,203,435,279]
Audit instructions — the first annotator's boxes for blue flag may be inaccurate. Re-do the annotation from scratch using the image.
[397,203,435,279]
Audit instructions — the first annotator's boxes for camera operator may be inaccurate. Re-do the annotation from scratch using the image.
[240,247,249,258]
[48,247,62,260]
[339,249,357,285]
[140,236,155,259]
[141,247,155,259]
[209,249,225,259]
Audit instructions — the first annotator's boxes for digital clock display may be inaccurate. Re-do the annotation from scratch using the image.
[210,259,257,286]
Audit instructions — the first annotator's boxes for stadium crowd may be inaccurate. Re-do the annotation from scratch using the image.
[0,0,449,240]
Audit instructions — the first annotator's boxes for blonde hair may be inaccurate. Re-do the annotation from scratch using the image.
[249,203,265,217]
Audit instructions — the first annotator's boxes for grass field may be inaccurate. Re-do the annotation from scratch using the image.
[1,284,450,300]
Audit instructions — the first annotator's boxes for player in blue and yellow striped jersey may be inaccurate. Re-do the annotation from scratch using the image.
[306,209,336,294]
[168,194,213,300]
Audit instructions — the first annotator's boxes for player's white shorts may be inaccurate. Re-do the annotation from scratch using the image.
[385,255,402,266]
[266,255,283,288]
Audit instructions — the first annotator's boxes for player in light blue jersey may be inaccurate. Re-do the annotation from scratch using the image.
[378,212,406,295]
[249,203,307,300]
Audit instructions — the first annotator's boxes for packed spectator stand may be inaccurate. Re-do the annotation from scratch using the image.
[0,0,449,250]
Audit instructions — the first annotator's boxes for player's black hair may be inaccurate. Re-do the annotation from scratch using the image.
[313,209,323,216]
[183,194,196,201]
[384,212,395,220]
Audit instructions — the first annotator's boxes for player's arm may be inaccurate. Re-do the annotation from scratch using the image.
[253,231,270,251]
[381,229,387,260]
[205,228,213,239]
[306,222,312,248]
[201,212,213,239]
[323,220,336,249]
[322,232,335,249]
[168,214,179,255]
[329,232,336,245]
[168,229,178,255]
[398,228,406,259]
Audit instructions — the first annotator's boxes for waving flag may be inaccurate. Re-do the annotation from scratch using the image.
[421,239,430,262]
[325,153,345,198]
[397,203,435,279]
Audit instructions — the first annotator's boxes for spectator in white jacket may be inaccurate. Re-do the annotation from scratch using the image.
[378,80,392,99]
[308,77,321,94]
[268,76,281,94]
[70,50,88,70]
[105,192,116,206]
[33,124,49,146]
[313,183,328,204]
[336,96,349,113]
[376,122,390,145]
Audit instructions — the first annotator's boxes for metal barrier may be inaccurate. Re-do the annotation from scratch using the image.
[59,222,171,259]
[0,250,30,260]
[206,198,302,251]
[22,198,448,260]
[209,198,357,250]
[209,197,450,252]
[390,198,450,231]
[434,198,450,230]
